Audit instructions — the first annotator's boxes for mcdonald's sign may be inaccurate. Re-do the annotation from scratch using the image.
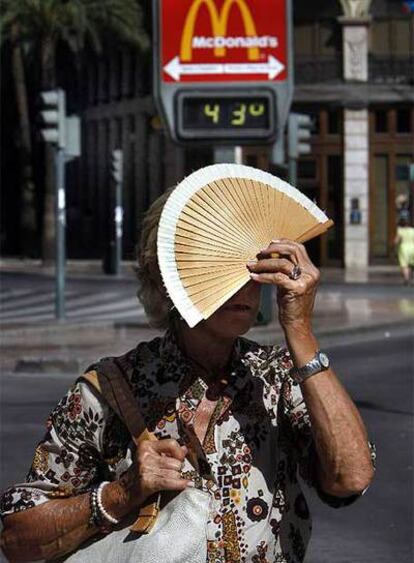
[161,0,287,83]
[153,0,292,144]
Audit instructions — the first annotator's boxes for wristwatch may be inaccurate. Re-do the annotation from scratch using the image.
[290,350,330,384]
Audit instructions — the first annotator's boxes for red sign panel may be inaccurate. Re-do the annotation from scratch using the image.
[161,0,287,83]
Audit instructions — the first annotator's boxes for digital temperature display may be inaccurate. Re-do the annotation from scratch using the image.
[175,91,275,142]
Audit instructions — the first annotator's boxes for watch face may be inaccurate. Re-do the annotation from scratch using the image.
[319,352,330,369]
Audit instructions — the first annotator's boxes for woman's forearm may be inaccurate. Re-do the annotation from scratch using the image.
[284,324,374,497]
[0,480,135,562]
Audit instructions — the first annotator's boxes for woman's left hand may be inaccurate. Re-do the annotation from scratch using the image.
[247,239,320,333]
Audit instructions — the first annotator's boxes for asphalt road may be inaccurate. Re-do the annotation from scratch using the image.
[0,330,413,563]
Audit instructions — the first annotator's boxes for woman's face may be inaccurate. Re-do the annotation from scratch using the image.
[200,280,262,340]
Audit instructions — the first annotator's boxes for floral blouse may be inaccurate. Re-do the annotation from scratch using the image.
[0,331,364,563]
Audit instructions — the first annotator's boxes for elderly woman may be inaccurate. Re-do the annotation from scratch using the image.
[0,189,374,562]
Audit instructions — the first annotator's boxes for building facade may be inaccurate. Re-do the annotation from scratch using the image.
[1,0,413,269]
[293,0,414,269]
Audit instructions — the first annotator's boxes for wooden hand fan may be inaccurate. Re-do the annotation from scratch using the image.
[157,164,333,328]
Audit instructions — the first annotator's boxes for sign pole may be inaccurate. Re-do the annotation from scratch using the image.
[288,157,297,186]
[55,147,66,320]
[214,146,243,164]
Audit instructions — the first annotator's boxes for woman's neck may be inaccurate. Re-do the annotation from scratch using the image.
[178,323,235,380]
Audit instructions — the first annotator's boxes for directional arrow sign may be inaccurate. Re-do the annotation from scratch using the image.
[224,56,285,79]
[164,55,285,82]
[164,57,223,81]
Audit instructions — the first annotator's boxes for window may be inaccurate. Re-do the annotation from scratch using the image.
[370,17,413,56]
[327,155,343,261]
[371,21,391,55]
[391,19,412,56]
[327,109,342,135]
[396,108,412,133]
[372,155,389,258]
[318,22,338,56]
[294,24,314,56]
[374,110,388,133]
[298,159,317,180]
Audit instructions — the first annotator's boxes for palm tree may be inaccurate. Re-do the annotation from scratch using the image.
[1,0,149,262]
[0,18,37,256]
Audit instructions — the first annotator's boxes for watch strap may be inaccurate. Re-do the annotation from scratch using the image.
[290,350,329,383]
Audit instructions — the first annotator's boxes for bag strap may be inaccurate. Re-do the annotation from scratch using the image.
[81,359,160,534]
[82,360,154,446]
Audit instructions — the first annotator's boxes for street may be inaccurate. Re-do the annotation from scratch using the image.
[0,271,146,325]
[1,328,412,563]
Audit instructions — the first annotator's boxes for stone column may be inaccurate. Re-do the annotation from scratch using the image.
[338,0,372,276]
[343,108,369,272]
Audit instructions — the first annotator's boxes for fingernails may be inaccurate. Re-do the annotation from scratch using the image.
[249,273,260,281]
[247,259,258,264]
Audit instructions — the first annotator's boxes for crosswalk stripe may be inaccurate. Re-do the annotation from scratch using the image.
[0,289,36,302]
[1,294,138,319]
[0,290,121,313]
[0,289,146,324]
[1,291,64,312]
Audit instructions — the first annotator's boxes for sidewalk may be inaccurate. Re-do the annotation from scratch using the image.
[0,257,404,284]
[1,259,413,374]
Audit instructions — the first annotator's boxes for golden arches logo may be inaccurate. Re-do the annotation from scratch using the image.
[180,0,260,62]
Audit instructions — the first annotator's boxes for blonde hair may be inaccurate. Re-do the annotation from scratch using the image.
[135,188,175,329]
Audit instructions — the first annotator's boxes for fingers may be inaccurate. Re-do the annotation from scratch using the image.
[154,439,188,461]
[248,257,294,276]
[152,475,189,493]
[158,455,183,472]
[249,271,308,293]
[253,239,320,282]
[132,439,190,500]
[258,240,300,265]
[260,239,311,266]
[139,465,190,495]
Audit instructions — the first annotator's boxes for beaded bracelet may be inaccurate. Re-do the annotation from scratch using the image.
[96,481,120,526]
[88,483,102,528]
[88,481,119,529]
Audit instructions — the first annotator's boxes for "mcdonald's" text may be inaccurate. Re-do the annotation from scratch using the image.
[192,35,278,50]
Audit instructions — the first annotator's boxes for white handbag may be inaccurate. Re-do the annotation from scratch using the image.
[58,360,211,563]
[63,487,210,563]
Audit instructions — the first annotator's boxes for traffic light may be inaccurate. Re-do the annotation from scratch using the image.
[39,89,66,149]
[111,149,123,184]
[288,113,313,159]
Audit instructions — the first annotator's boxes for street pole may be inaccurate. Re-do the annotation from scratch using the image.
[213,146,243,164]
[39,88,81,319]
[288,156,297,186]
[114,175,123,276]
[55,148,66,320]
[109,149,124,276]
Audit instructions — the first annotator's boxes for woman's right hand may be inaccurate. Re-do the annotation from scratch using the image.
[117,439,190,510]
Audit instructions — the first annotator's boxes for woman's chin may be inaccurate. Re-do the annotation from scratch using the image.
[205,309,257,338]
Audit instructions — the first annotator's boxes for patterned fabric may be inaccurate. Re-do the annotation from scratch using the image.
[0,330,362,562]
